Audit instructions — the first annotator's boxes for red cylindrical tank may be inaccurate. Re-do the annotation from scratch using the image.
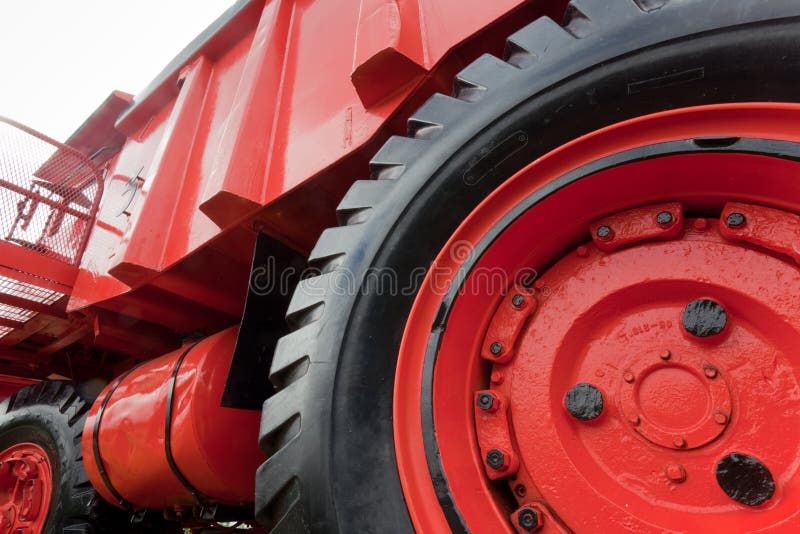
[82,327,265,509]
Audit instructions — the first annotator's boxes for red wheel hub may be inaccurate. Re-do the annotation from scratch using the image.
[617,345,733,450]
[0,443,52,534]
[394,104,800,533]
[506,223,800,529]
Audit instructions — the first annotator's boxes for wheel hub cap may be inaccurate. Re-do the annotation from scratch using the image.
[618,348,732,450]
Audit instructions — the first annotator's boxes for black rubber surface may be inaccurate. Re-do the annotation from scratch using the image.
[256,1,800,532]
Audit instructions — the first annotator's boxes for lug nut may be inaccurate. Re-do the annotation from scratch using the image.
[564,383,603,421]
[512,294,525,308]
[477,392,495,411]
[714,411,729,425]
[704,365,719,379]
[726,212,746,228]
[716,453,775,506]
[665,463,687,483]
[656,211,673,225]
[517,507,540,531]
[682,298,727,338]
[489,342,503,356]
[596,225,613,240]
[673,436,687,449]
[486,449,507,470]
[659,350,671,361]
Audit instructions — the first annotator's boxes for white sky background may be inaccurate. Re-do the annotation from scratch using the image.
[0,1,235,141]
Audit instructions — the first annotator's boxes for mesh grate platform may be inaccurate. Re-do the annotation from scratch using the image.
[0,117,102,265]
[0,117,103,341]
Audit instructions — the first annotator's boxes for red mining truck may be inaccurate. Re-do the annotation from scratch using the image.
[1,0,800,532]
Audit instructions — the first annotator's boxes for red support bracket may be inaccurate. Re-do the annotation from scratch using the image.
[474,390,519,480]
[590,202,683,252]
[480,285,537,364]
[719,201,800,263]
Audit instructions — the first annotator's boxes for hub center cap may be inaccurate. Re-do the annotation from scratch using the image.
[620,352,731,449]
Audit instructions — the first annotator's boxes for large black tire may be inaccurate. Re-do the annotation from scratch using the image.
[256,1,800,532]
[0,381,124,533]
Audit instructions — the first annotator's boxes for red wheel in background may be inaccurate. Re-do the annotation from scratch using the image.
[396,104,800,532]
[0,442,52,533]
[0,381,135,533]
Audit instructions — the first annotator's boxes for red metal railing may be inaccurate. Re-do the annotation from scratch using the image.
[0,117,103,266]
[0,117,103,340]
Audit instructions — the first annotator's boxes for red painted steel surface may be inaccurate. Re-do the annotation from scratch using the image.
[0,0,554,378]
[67,0,536,316]
[82,327,264,508]
[0,0,567,383]
[474,390,520,480]
[0,442,52,533]
[719,201,800,263]
[589,202,684,252]
[480,286,537,365]
[394,104,800,532]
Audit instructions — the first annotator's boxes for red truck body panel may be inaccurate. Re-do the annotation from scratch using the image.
[44,0,564,372]
[71,0,537,313]
[0,0,568,383]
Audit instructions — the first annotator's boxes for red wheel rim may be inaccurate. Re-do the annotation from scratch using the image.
[0,442,52,534]
[395,103,800,533]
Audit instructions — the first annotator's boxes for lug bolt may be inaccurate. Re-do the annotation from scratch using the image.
[486,449,507,470]
[512,294,525,308]
[673,436,687,449]
[704,366,719,379]
[629,414,641,426]
[659,350,671,361]
[656,211,673,225]
[565,383,604,421]
[623,371,635,383]
[596,225,613,240]
[682,298,727,338]
[665,463,687,483]
[477,392,496,411]
[714,411,729,425]
[517,507,540,531]
[726,212,746,228]
[489,342,503,356]
[693,218,709,231]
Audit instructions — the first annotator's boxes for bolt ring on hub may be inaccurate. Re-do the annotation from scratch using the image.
[618,351,732,450]
[394,105,800,533]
